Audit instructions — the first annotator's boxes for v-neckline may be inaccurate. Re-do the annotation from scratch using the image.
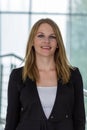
[33,80,60,120]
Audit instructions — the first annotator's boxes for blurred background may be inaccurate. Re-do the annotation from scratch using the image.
[0,0,87,129]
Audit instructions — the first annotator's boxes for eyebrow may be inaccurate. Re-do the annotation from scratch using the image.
[36,32,55,35]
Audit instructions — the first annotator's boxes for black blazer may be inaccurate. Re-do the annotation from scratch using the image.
[4,67,85,130]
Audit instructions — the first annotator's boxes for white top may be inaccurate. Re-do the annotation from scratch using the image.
[37,86,57,119]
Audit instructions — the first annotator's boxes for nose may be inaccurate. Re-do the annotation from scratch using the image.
[44,37,50,43]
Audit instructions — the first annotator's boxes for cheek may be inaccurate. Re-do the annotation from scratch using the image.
[33,42,41,51]
[33,39,41,46]
[55,42,58,47]
[52,43,58,49]
[33,41,38,48]
[52,44,58,53]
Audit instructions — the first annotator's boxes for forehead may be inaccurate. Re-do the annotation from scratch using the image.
[37,23,54,33]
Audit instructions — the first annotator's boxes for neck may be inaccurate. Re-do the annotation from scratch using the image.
[36,56,56,71]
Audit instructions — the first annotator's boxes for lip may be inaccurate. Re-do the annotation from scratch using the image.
[41,46,51,49]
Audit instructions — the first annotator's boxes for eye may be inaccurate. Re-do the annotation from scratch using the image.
[49,35,56,39]
[37,34,44,38]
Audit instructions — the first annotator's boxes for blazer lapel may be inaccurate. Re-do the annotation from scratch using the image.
[24,77,47,120]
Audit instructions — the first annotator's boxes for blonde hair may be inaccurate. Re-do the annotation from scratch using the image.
[22,18,73,84]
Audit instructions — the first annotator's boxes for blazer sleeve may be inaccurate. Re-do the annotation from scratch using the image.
[72,68,86,130]
[4,69,21,130]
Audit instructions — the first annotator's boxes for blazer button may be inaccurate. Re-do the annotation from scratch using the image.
[65,114,68,118]
[21,107,24,111]
[50,115,54,119]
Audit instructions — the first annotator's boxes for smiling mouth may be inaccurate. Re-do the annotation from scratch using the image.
[41,46,51,49]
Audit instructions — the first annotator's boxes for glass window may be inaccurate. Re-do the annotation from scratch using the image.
[1,14,29,57]
[32,0,69,13]
[0,0,29,11]
[72,0,87,13]
[69,16,87,89]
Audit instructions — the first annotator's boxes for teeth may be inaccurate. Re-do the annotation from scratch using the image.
[41,46,51,49]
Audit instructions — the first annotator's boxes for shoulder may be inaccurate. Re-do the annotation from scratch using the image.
[10,67,33,85]
[8,67,24,91]
[70,67,83,86]
[9,67,24,87]
[10,67,23,80]
[70,67,82,78]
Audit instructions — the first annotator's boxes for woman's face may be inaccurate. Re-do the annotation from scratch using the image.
[33,23,58,58]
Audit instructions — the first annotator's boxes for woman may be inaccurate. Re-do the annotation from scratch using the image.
[4,18,85,130]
